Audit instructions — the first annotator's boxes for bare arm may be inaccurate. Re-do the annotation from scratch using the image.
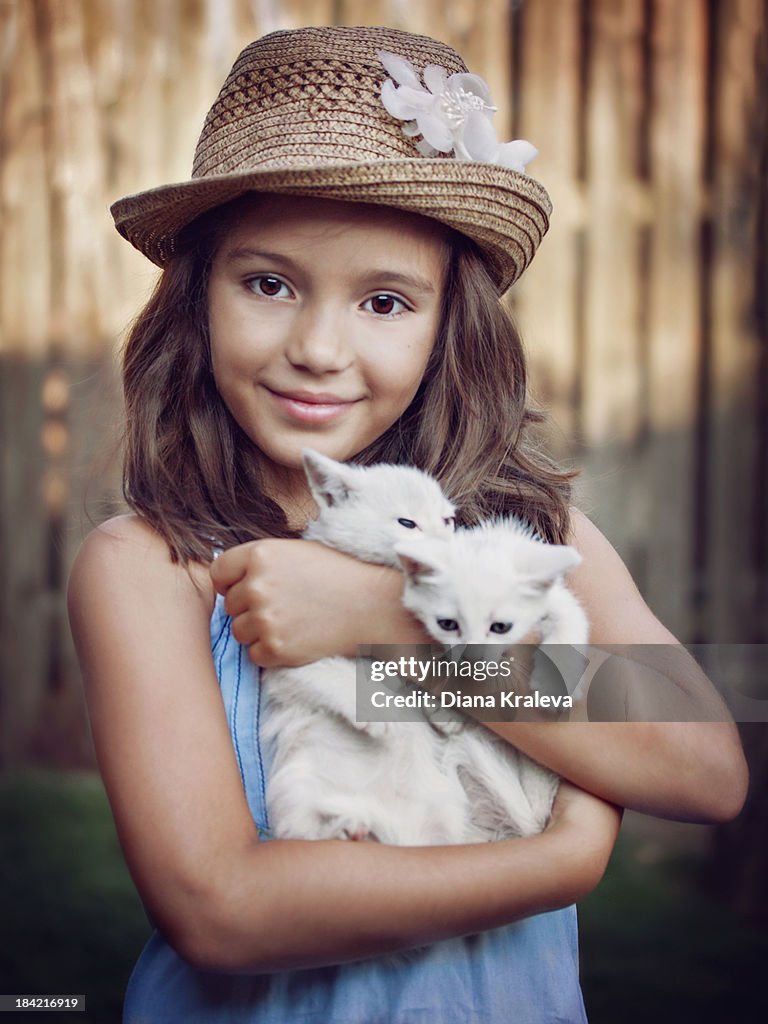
[203,781,616,973]
[484,510,748,824]
[68,516,619,974]
[210,515,747,824]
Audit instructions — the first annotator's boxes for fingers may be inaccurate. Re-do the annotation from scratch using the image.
[222,577,258,619]
[209,537,333,668]
[210,544,250,595]
[209,540,294,667]
[246,639,298,669]
[228,600,292,667]
[210,539,278,595]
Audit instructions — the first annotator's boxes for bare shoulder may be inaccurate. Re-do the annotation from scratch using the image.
[68,513,214,616]
[565,506,636,583]
[565,507,678,644]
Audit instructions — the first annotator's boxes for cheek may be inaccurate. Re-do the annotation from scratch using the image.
[208,280,266,375]
[209,314,264,388]
[209,346,239,404]
[208,304,234,382]
[370,330,436,403]
[372,361,426,413]
[385,366,428,401]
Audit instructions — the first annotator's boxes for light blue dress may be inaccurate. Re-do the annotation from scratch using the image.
[123,595,588,1023]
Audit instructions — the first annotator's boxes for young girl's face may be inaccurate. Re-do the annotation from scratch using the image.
[207,195,448,502]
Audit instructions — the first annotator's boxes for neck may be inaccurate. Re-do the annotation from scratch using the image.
[260,462,318,532]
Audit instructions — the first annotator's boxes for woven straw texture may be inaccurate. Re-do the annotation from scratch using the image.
[111,25,552,292]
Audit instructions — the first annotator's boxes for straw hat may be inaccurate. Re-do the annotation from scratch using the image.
[111,25,552,293]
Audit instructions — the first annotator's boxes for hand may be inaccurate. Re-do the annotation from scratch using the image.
[210,538,374,666]
[209,538,428,667]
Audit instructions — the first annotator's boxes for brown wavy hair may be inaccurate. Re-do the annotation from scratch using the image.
[121,196,576,564]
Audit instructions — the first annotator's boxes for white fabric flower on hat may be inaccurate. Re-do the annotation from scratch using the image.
[378,50,538,173]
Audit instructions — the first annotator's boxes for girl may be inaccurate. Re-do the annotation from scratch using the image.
[67,25,747,1023]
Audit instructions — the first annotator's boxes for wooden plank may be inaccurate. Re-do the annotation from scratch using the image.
[232,0,261,45]
[82,0,151,342]
[334,0,395,28]
[438,0,510,105]
[513,0,584,451]
[158,0,221,199]
[707,0,765,640]
[0,0,50,356]
[273,0,335,30]
[102,0,172,334]
[581,0,645,445]
[756,13,768,645]
[640,0,707,639]
[32,0,110,358]
[573,0,652,595]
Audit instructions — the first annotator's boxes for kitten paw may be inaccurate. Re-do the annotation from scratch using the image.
[355,720,390,739]
[325,813,381,842]
[343,826,379,842]
[428,713,465,736]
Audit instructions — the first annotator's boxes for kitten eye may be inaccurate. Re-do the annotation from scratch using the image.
[443,516,456,529]
[437,618,460,632]
[397,518,419,530]
[490,622,513,635]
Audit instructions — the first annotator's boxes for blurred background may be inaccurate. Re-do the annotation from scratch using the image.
[0,0,766,1020]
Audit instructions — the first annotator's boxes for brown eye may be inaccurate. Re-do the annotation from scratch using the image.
[249,275,288,298]
[364,294,407,317]
[371,295,395,315]
[260,277,282,296]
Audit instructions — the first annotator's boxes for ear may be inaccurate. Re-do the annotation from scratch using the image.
[517,543,582,592]
[302,449,358,508]
[394,539,446,583]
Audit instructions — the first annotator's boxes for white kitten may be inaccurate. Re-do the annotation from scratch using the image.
[397,517,587,646]
[396,518,589,838]
[260,450,469,844]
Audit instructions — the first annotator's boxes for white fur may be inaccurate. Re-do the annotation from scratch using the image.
[396,517,590,838]
[261,450,466,843]
[262,459,589,844]
[396,517,588,647]
[301,452,457,566]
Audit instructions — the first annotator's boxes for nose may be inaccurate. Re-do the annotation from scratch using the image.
[285,302,354,375]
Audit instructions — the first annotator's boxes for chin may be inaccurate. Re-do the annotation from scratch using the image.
[261,437,348,470]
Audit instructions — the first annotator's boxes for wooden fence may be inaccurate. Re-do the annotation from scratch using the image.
[0,0,766,767]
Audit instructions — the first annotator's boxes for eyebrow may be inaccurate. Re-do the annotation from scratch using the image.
[356,270,437,295]
[223,247,294,267]
[222,246,437,295]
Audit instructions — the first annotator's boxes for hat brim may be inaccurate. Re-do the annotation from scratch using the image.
[110,159,552,293]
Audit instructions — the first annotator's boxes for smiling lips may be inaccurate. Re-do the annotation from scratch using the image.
[267,387,361,424]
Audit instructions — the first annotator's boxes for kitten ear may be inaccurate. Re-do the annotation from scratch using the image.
[517,543,582,593]
[302,449,358,508]
[395,539,446,583]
